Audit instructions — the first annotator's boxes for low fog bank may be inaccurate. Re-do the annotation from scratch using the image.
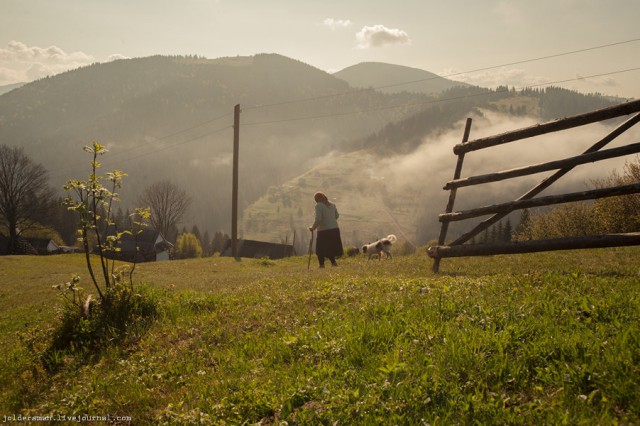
[237,108,639,249]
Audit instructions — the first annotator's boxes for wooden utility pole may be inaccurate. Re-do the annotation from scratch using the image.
[231,104,240,258]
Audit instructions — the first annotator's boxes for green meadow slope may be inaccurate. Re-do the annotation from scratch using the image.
[1,248,640,424]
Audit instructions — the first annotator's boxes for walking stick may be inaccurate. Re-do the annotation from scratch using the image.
[307,229,314,270]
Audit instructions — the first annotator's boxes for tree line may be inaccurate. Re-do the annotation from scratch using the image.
[0,144,227,257]
[512,156,640,241]
[353,85,621,156]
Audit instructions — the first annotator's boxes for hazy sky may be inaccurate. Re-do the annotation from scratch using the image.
[1,0,639,97]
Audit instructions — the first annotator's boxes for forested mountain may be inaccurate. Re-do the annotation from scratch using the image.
[348,85,621,155]
[0,54,430,236]
[0,53,625,247]
[334,62,469,95]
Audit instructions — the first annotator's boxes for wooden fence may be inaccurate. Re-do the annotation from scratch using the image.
[429,99,640,272]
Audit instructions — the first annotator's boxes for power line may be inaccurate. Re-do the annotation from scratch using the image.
[101,110,233,162]
[377,37,640,91]
[48,65,639,180]
[49,111,232,178]
[45,38,640,177]
[242,66,640,127]
[50,124,232,182]
[63,37,640,161]
[106,124,231,166]
[243,37,640,111]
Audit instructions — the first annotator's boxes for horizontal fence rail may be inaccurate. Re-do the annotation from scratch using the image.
[453,99,640,155]
[439,182,640,222]
[445,141,640,190]
[430,100,640,273]
[429,233,640,258]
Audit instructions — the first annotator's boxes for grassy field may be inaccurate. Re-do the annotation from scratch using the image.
[1,247,639,424]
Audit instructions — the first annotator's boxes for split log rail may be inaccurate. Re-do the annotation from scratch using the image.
[429,99,640,272]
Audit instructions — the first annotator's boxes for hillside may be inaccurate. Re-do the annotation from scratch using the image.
[241,150,422,252]
[2,249,640,423]
[242,87,623,249]
[0,54,429,237]
[334,62,469,95]
[0,55,623,246]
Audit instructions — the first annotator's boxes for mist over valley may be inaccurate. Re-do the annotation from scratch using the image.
[0,53,630,250]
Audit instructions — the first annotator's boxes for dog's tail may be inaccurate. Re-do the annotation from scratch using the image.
[386,234,397,244]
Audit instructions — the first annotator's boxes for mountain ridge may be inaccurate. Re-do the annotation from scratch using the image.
[334,61,469,95]
[0,54,431,238]
[0,53,622,246]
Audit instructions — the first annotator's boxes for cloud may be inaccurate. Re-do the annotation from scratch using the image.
[356,24,411,48]
[107,53,131,62]
[0,41,95,85]
[442,66,622,95]
[323,18,352,30]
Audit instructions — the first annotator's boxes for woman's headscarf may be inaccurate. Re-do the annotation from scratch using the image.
[314,192,331,206]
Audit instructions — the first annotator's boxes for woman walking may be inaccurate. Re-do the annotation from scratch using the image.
[309,192,343,268]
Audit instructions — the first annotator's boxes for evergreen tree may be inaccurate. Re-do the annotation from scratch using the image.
[514,209,532,241]
[49,196,79,245]
[490,225,498,243]
[167,224,179,244]
[202,230,212,257]
[124,208,132,228]
[211,231,228,254]
[481,228,489,244]
[114,207,126,230]
[503,219,513,242]
[191,225,202,245]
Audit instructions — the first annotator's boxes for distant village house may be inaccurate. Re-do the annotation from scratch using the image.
[102,226,173,262]
[221,239,294,260]
[0,234,60,255]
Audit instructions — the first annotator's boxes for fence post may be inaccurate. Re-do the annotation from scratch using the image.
[432,117,472,273]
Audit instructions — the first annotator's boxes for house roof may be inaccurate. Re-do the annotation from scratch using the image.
[0,234,7,255]
[0,233,37,255]
[25,237,60,252]
[221,239,294,260]
[106,226,173,248]
[103,226,173,262]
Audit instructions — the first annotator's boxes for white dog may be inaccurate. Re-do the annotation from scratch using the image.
[362,234,397,260]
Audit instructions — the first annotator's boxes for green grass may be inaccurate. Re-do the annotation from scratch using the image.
[1,248,640,424]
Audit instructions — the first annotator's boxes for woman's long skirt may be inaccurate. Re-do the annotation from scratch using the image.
[315,228,344,258]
